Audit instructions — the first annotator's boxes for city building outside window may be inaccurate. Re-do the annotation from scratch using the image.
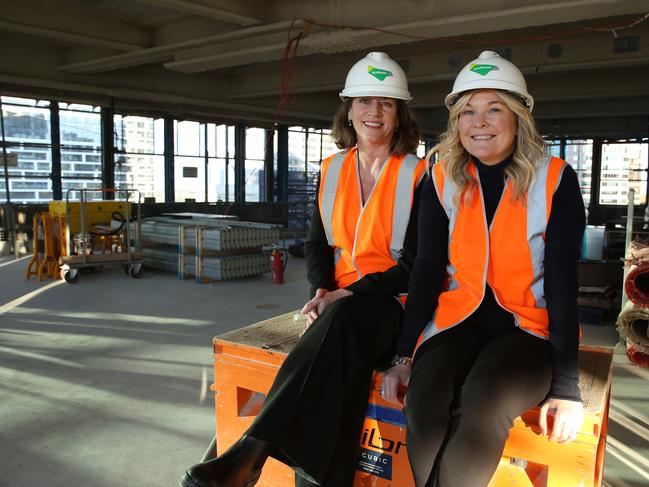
[599,140,648,205]
[245,127,266,202]
[114,115,165,203]
[59,102,103,201]
[208,124,234,203]
[565,139,593,206]
[173,120,236,203]
[286,126,337,229]
[174,120,205,203]
[1,96,53,203]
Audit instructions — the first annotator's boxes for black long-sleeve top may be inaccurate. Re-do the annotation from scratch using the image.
[397,157,585,401]
[305,182,423,299]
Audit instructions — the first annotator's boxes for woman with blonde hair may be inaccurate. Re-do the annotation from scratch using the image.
[381,51,585,486]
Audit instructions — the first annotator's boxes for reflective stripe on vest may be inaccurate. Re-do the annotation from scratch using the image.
[320,152,346,247]
[390,153,423,260]
[422,156,566,345]
[319,148,426,290]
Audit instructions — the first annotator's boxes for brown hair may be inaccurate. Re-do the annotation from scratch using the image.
[331,98,420,155]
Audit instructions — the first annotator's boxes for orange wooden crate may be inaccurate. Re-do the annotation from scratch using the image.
[212,312,613,487]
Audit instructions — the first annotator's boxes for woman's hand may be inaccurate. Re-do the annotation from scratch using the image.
[539,397,584,443]
[300,288,353,325]
[381,363,411,407]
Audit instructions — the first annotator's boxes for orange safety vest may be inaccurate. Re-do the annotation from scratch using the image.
[420,156,567,344]
[318,148,427,297]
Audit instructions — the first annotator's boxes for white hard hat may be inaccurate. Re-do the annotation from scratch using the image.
[340,52,412,101]
[445,51,534,111]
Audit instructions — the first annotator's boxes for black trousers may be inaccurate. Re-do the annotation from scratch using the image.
[247,294,403,487]
[404,321,552,487]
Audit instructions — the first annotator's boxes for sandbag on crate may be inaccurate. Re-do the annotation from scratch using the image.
[616,303,649,367]
[617,303,649,353]
[625,263,649,307]
[625,241,649,307]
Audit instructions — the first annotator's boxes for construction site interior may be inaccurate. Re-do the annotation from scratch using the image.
[1,1,648,486]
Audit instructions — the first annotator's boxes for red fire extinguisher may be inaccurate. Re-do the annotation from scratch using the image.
[271,248,287,284]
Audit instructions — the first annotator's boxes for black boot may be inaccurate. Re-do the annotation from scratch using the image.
[179,435,270,487]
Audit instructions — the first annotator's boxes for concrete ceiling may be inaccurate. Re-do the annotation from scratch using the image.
[0,0,648,137]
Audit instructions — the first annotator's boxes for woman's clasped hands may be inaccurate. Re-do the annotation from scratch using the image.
[300,288,353,326]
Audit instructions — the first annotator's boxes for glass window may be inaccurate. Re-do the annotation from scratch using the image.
[416,141,427,159]
[114,115,165,202]
[306,130,324,173]
[5,177,52,204]
[5,149,51,177]
[206,124,234,202]
[59,104,102,201]
[246,127,266,160]
[244,158,264,202]
[175,120,204,157]
[322,129,337,158]
[245,127,266,202]
[114,154,165,203]
[288,128,306,172]
[173,120,239,202]
[565,139,593,206]
[545,138,562,159]
[59,102,101,113]
[2,96,50,108]
[599,141,648,205]
[61,149,102,179]
[208,158,231,202]
[1,102,51,144]
[60,109,101,147]
[286,126,328,229]
[175,155,206,202]
[208,124,235,159]
[1,96,53,203]
[61,179,104,201]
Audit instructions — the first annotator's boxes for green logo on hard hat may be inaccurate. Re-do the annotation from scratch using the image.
[368,65,393,81]
[470,64,499,76]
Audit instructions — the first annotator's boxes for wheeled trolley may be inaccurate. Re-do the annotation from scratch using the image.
[56,188,143,283]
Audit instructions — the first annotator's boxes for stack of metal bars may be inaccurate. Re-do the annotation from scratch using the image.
[134,217,280,281]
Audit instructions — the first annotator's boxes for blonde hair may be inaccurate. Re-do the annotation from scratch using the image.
[426,89,546,205]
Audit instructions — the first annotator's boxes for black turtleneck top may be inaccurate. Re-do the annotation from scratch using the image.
[397,156,585,401]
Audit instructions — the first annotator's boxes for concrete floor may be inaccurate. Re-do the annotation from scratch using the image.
[1,254,309,487]
[1,254,648,486]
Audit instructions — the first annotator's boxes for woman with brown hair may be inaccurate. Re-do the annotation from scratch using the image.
[181,51,427,487]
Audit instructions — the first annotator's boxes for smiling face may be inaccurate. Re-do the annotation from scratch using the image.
[348,97,398,150]
[458,89,517,165]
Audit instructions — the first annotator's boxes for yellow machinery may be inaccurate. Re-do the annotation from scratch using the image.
[49,200,131,234]
[27,188,143,283]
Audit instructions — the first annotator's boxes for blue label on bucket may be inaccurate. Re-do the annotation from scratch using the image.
[365,403,406,426]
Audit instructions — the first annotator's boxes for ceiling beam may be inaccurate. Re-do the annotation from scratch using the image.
[154,0,649,74]
[0,0,150,51]
[0,20,144,52]
[164,29,320,73]
[58,20,305,74]
[225,21,649,101]
[136,0,263,25]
